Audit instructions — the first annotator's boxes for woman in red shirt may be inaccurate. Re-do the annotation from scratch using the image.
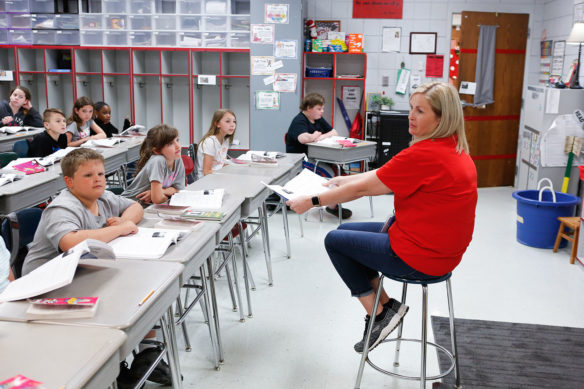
[288,82,477,354]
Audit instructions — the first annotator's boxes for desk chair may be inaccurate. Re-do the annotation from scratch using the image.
[0,208,43,278]
[181,155,195,185]
[0,152,18,168]
[553,216,580,264]
[12,139,29,158]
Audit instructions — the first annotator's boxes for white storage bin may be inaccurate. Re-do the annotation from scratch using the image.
[205,0,227,14]
[105,30,128,46]
[80,14,102,29]
[228,32,249,48]
[9,14,32,29]
[154,31,176,46]
[55,14,79,30]
[0,30,8,44]
[31,14,56,29]
[56,30,79,45]
[8,29,33,45]
[132,0,154,14]
[105,15,127,30]
[178,32,202,47]
[80,30,103,46]
[32,29,55,44]
[29,0,54,13]
[5,0,30,13]
[129,15,152,31]
[102,0,127,14]
[203,32,226,48]
[203,16,227,31]
[177,0,202,14]
[179,15,200,31]
[153,15,176,30]
[129,31,152,46]
[0,14,9,28]
[230,15,249,31]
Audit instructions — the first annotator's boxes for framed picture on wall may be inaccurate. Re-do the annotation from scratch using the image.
[315,20,341,40]
[409,32,437,54]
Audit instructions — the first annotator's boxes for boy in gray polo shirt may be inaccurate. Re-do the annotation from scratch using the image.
[22,148,144,275]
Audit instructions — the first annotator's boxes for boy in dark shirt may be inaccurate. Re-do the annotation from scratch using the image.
[28,108,68,158]
[93,101,131,138]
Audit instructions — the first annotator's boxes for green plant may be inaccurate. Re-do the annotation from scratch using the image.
[372,95,394,108]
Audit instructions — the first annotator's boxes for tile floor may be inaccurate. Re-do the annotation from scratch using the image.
[159,186,584,388]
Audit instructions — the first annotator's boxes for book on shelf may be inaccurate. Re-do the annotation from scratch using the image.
[25,296,99,320]
[262,169,330,201]
[144,204,191,216]
[181,209,226,221]
[107,227,188,260]
[0,239,114,303]
[0,126,43,134]
[169,188,224,210]
[82,138,125,148]
[0,173,23,187]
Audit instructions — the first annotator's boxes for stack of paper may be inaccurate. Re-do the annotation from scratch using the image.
[108,227,187,260]
[262,169,330,200]
[82,138,125,148]
[0,126,43,134]
[170,188,224,210]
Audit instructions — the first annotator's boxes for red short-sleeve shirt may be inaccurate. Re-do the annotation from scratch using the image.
[376,136,477,276]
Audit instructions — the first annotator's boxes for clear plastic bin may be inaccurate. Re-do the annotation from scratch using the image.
[56,30,79,45]
[8,29,33,45]
[230,15,249,31]
[29,0,54,13]
[228,32,249,48]
[178,0,202,14]
[55,14,79,30]
[105,30,128,46]
[31,14,56,29]
[129,15,152,31]
[179,15,200,31]
[9,14,32,29]
[32,29,54,44]
[153,15,176,30]
[230,0,250,15]
[80,14,102,29]
[178,32,202,47]
[0,30,8,44]
[154,31,176,46]
[105,15,127,30]
[102,0,127,14]
[129,31,152,46]
[203,32,226,48]
[0,14,9,29]
[80,30,103,46]
[132,0,154,14]
[203,16,227,31]
[5,0,30,13]
[205,0,227,14]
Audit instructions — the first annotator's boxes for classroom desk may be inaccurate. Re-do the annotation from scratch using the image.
[0,259,185,389]
[122,136,145,163]
[0,169,61,214]
[0,322,126,389]
[0,128,44,152]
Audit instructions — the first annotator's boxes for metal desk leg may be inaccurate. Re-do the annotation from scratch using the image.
[364,160,374,218]
[207,256,224,364]
[199,265,220,369]
[335,163,342,225]
[259,204,274,286]
[161,306,183,389]
[238,220,253,318]
[281,198,291,258]
[298,213,304,237]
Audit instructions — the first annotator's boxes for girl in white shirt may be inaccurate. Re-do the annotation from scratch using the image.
[196,109,237,177]
[66,96,106,147]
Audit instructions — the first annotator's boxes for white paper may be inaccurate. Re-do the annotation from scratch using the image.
[251,24,274,44]
[82,138,124,148]
[108,227,187,260]
[545,88,560,114]
[197,75,216,85]
[273,73,297,92]
[251,56,274,75]
[263,75,275,85]
[272,60,284,70]
[0,70,13,81]
[256,91,280,109]
[410,75,422,93]
[265,4,289,24]
[395,68,411,95]
[170,188,225,210]
[262,169,330,201]
[382,27,401,52]
[459,81,476,95]
[342,86,361,109]
[274,40,297,59]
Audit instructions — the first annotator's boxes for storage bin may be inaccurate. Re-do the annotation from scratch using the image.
[29,0,54,13]
[154,31,176,46]
[5,0,30,13]
[179,15,200,31]
[105,15,127,30]
[153,15,176,30]
[129,15,152,31]
[230,16,249,31]
[306,67,333,77]
[203,16,227,31]
[0,30,8,44]
[80,14,102,29]
[9,14,32,29]
[8,29,33,45]
[32,29,55,44]
[102,0,127,14]
[31,14,56,29]
[0,14,9,29]
[228,32,249,48]
[55,14,79,30]
[132,0,154,14]
[80,30,103,46]
[178,32,202,47]
[205,0,227,14]
[129,31,152,46]
[178,0,202,14]
[203,32,226,48]
[105,30,127,46]
[56,30,79,45]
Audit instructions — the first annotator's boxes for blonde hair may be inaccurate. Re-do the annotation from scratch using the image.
[410,82,469,154]
[61,148,104,178]
[137,124,179,173]
[197,109,236,152]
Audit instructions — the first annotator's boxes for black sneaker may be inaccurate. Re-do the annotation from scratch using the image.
[130,347,172,385]
[116,361,140,389]
[354,299,409,353]
[325,206,352,219]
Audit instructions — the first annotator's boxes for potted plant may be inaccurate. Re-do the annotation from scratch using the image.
[372,95,394,111]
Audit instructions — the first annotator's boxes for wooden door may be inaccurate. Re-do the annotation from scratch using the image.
[458,12,529,187]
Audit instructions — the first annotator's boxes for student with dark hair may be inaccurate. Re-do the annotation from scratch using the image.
[0,86,43,128]
[66,96,106,147]
[93,101,131,138]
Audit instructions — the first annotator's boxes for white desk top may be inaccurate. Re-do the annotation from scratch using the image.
[0,129,44,152]
[0,322,126,389]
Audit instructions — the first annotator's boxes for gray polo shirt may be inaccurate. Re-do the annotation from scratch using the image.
[21,189,135,275]
[66,119,94,141]
[122,155,185,201]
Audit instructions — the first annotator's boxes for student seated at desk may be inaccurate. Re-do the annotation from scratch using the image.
[66,96,106,147]
[21,148,143,275]
[196,108,236,177]
[0,86,43,128]
[27,108,68,158]
[286,93,352,219]
[93,101,132,138]
[122,124,185,205]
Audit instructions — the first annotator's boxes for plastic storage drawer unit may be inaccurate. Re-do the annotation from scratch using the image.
[8,29,33,45]
[30,0,54,13]
[56,30,79,45]
[105,31,128,46]
[80,30,103,46]
[154,31,177,47]
[32,29,55,44]
[31,14,56,29]
[80,14,102,29]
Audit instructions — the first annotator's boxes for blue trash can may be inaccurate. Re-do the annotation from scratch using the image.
[512,189,580,248]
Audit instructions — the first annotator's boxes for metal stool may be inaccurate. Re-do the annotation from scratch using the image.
[355,272,461,389]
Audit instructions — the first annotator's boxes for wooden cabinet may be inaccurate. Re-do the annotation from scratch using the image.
[302,52,366,136]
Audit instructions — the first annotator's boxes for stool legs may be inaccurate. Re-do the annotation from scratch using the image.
[553,222,566,253]
[446,279,461,388]
[420,285,428,389]
[393,283,408,367]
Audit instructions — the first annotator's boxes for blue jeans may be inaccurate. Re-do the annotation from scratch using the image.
[324,221,435,297]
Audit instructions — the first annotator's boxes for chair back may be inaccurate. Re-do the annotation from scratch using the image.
[0,152,18,168]
[186,143,198,183]
[13,139,30,158]
[0,208,43,278]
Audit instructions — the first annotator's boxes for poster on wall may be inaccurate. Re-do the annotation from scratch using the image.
[273,73,297,92]
[256,91,280,109]
[551,40,565,77]
[274,40,297,59]
[251,24,275,44]
[425,55,444,78]
[341,86,361,109]
[251,56,275,75]
[353,0,403,19]
[382,27,401,52]
[265,4,289,24]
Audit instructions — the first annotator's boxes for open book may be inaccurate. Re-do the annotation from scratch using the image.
[310,136,366,148]
[181,209,225,221]
[0,239,114,303]
[82,138,125,148]
[0,173,23,187]
[34,147,77,166]
[0,126,43,134]
[117,124,146,136]
[262,169,330,201]
[25,296,99,320]
[107,227,188,259]
[170,188,224,210]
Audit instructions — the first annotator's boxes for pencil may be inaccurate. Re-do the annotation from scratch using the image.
[138,290,155,306]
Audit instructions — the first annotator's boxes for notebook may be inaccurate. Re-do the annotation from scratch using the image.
[82,138,125,148]
[107,227,188,259]
[262,169,330,201]
[181,209,225,221]
[170,189,224,210]
[11,160,45,175]
[25,296,99,320]
[145,204,191,216]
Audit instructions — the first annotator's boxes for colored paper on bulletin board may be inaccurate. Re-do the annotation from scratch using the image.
[353,0,403,19]
[426,55,444,78]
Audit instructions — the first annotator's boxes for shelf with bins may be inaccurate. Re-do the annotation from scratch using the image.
[0,45,251,148]
[302,52,367,136]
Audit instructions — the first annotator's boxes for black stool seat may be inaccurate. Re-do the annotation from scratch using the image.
[383,272,452,285]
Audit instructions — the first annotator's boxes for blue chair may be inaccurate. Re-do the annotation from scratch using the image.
[12,139,30,158]
[0,208,43,278]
